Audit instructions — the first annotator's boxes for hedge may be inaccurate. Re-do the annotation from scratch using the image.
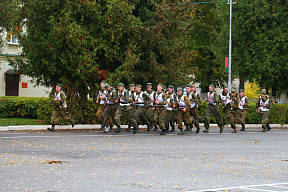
[0,97,288,125]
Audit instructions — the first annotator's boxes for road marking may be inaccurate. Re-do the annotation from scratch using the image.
[189,183,288,192]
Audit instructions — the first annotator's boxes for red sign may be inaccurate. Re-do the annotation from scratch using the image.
[225,57,229,67]
[22,82,28,88]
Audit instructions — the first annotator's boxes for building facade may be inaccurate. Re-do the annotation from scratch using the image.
[0,33,50,97]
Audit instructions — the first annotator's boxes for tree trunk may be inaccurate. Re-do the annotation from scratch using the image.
[272,86,277,103]
[279,90,287,104]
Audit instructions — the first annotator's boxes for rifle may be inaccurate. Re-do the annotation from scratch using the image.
[46,99,53,106]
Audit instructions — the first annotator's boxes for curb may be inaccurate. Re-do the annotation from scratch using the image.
[0,123,287,132]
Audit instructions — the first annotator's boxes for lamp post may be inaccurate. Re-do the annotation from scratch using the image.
[228,0,236,92]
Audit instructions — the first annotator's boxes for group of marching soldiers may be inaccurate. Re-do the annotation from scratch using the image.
[47,82,273,134]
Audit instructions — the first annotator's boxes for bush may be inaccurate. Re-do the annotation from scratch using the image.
[0,97,287,125]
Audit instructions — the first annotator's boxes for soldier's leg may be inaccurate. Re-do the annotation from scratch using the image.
[48,109,58,132]
[96,105,104,124]
[165,110,172,133]
[177,110,184,135]
[114,107,123,133]
[203,106,212,133]
[59,109,75,127]
[145,106,154,131]
[102,105,113,133]
[124,106,138,134]
[230,110,237,133]
[240,109,247,131]
[211,106,224,133]
[182,110,192,135]
[158,108,167,135]
[192,108,200,133]
[261,112,269,132]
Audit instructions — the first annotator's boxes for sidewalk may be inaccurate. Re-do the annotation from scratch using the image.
[0,123,287,132]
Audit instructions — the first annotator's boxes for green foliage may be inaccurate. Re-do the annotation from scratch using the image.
[213,1,288,90]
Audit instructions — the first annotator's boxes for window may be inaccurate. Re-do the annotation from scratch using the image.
[7,34,19,45]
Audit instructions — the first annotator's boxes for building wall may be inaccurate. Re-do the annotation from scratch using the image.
[0,33,50,97]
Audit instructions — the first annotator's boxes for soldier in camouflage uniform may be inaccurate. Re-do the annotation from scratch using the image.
[239,89,250,131]
[114,83,138,134]
[165,90,174,133]
[188,84,200,133]
[101,83,117,133]
[256,90,272,132]
[126,84,136,132]
[95,80,113,130]
[144,83,156,132]
[204,84,224,133]
[184,84,192,132]
[132,84,152,130]
[219,86,231,125]
[168,85,177,132]
[226,89,242,133]
[173,87,192,135]
[47,84,75,132]
[153,83,167,135]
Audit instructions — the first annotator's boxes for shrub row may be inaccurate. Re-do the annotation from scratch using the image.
[0,97,288,125]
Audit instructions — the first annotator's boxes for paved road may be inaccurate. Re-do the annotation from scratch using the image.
[0,128,287,192]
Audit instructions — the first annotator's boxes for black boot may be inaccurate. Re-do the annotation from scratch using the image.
[147,123,152,132]
[160,129,166,135]
[115,126,121,133]
[125,125,131,132]
[70,120,75,128]
[240,124,245,131]
[266,123,272,131]
[133,125,138,134]
[47,124,55,132]
[196,127,200,133]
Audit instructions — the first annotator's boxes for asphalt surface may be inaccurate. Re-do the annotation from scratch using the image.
[0,128,287,192]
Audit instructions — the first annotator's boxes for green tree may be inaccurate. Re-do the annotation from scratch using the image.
[0,0,18,51]
[213,0,288,94]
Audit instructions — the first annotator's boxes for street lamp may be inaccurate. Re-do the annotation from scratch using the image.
[228,0,236,92]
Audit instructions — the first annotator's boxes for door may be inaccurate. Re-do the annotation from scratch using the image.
[5,74,19,96]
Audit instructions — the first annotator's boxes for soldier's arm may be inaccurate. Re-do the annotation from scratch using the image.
[244,97,250,108]
[266,99,272,109]
[213,93,219,103]
[184,96,191,110]
[123,91,130,103]
[191,93,198,103]
[60,92,66,104]
[143,92,151,104]
[158,93,167,105]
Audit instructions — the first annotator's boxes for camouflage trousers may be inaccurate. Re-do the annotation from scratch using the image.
[114,105,137,128]
[145,106,154,123]
[230,108,242,128]
[127,105,136,127]
[101,104,117,129]
[165,110,173,129]
[190,107,199,128]
[259,111,269,129]
[134,106,149,125]
[204,104,223,129]
[223,106,231,125]
[96,104,113,127]
[153,106,166,130]
[239,109,248,128]
[172,109,178,124]
[51,107,73,126]
[177,108,192,129]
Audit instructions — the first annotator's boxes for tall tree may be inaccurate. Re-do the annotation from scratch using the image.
[213,0,288,96]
